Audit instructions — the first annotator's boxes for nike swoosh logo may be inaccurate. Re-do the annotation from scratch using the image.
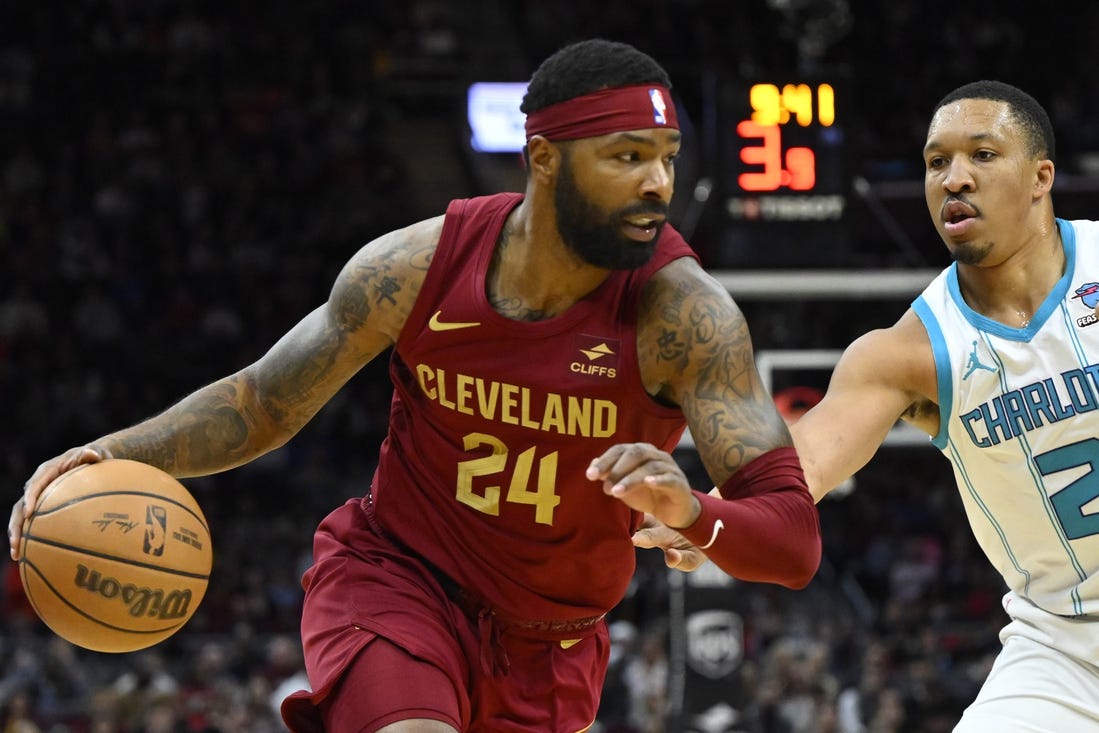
[699,519,724,549]
[428,310,481,331]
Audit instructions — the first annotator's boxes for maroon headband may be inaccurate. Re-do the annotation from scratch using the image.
[524,84,678,141]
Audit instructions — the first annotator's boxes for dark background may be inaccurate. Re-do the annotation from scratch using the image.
[1,2,1093,731]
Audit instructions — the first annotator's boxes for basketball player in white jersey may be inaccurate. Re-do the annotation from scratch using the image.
[601,80,1099,730]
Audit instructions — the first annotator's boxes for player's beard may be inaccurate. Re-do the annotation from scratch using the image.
[949,240,994,265]
[554,156,666,270]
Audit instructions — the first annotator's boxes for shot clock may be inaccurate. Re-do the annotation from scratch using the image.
[716,76,851,267]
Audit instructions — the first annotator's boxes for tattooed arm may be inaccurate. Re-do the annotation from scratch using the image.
[10,217,443,559]
[637,256,793,484]
[588,257,820,586]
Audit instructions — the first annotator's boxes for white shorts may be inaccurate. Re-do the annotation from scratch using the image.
[953,592,1099,733]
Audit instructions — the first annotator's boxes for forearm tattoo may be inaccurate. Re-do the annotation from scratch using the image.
[101,377,258,475]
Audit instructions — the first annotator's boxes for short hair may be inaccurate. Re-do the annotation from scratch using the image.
[520,39,672,114]
[933,80,1055,164]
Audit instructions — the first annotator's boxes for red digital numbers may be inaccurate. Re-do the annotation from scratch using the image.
[736,121,816,191]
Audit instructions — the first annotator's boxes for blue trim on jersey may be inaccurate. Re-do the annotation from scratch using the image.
[1056,217,1078,293]
[944,218,1077,342]
[912,296,953,450]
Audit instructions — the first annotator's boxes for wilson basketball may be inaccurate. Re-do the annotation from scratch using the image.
[18,459,213,653]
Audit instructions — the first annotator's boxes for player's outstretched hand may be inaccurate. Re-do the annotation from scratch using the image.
[633,485,723,570]
[587,442,701,530]
[632,514,709,571]
[9,444,112,560]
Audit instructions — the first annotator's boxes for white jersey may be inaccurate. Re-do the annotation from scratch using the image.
[913,218,1099,617]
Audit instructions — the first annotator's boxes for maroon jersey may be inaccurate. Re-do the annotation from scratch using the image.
[367,193,697,622]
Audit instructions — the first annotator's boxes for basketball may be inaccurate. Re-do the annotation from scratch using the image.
[18,459,213,653]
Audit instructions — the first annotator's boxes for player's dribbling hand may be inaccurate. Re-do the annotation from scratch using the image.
[586,442,701,530]
[631,514,709,571]
[8,444,112,560]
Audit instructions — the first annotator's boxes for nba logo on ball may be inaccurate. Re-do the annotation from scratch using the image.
[144,505,167,556]
[18,460,213,653]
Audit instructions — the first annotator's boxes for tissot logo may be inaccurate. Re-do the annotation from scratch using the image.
[572,335,619,379]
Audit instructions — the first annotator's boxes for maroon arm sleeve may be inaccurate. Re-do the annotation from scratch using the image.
[675,446,821,588]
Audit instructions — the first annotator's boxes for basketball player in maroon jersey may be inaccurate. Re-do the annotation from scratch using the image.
[11,39,820,732]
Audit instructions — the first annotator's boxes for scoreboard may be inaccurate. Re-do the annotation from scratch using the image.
[716,77,850,267]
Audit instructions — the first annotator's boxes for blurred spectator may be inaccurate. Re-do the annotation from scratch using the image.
[624,627,670,733]
[262,635,309,722]
[106,649,180,732]
[176,641,236,732]
[0,643,42,720]
[0,688,41,733]
[835,641,890,733]
[597,620,640,733]
[133,694,187,733]
[864,687,905,733]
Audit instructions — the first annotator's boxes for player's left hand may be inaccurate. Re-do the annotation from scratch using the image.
[587,442,701,530]
[632,514,708,571]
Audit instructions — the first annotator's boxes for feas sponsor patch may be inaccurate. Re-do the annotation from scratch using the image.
[1071,281,1099,328]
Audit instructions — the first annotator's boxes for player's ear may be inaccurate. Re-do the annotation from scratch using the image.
[526,136,560,183]
[1034,158,1054,197]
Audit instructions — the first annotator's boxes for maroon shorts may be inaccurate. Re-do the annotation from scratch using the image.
[279,499,610,733]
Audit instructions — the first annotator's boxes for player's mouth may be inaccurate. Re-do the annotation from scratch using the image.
[622,215,664,242]
[942,199,978,236]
